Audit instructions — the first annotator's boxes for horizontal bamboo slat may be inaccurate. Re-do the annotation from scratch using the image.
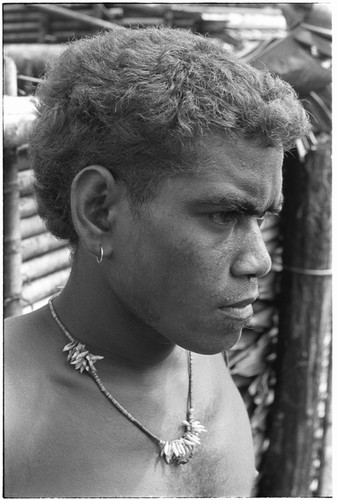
[4,32,43,44]
[21,232,67,261]
[3,11,41,22]
[49,3,93,8]
[19,195,37,218]
[50,19,97,30]
[167,19,197,29]
[4,22,39,33]
[22,247,71,283]
[16,151,32,171]
[21,268,71,306]
[3,4,99,15]
[32,4,122,31]
[18,169,34,196]
[120,17,165,26]
[3,4,37,12]
[47,31,100,41]
[20,214,46,239]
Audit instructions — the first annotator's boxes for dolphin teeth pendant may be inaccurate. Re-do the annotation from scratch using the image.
[159,417,207,465]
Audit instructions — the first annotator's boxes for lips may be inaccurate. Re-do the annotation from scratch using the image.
[225,296,258,308]
[219,296,258,321]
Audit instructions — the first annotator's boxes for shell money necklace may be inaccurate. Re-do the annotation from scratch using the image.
[48,295,207,465]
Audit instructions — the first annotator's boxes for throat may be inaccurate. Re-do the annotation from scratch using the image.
[51,285,176,369]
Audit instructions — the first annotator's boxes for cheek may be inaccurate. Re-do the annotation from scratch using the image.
[150,230,232,296]
[117,217,235,310]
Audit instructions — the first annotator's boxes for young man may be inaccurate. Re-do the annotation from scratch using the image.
[5,27,310,497]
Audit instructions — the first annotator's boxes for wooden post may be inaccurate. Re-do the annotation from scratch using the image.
[258,134,332,496]
[4,149,23,317]
[317,348,332,496]
[4,56,17,96]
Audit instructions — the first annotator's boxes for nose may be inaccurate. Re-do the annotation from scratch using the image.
[230,220,272,279]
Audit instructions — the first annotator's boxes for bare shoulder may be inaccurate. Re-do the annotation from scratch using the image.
[4,307,70,495]
[6,306,51,351]
[4,304,74,401]
[5,306,65,386]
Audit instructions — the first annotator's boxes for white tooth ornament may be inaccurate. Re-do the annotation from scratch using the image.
[158,416,207,465]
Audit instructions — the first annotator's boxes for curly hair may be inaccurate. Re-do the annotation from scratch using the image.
[30,26,311,244]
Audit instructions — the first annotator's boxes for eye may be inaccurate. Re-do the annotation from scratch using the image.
[209,212,237,225]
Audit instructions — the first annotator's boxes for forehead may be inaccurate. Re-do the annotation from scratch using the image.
[180,135,284,211]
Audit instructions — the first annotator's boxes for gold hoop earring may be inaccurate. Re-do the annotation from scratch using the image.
[96,245,104,264]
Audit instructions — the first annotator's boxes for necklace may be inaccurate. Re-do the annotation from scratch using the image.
[48,295,207,465]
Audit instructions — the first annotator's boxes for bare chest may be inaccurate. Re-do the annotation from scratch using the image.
[7,356,256,497]
[133,425,256,497]
[22,402,255,497]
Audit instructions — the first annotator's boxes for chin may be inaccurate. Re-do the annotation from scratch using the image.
[181,325,243,356]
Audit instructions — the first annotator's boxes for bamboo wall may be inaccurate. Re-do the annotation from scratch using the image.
[3,4,110,44]
[4,96,71,317]
[18,146,71,314]
[3,3,285,45]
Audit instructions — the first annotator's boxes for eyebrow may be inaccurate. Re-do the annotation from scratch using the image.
[195,193,284,216]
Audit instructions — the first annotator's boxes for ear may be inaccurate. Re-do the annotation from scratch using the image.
[70,165,125,258]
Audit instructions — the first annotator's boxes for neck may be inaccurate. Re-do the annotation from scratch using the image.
[52,249,178,369]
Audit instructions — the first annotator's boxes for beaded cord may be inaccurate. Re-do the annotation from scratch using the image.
[48,294,207,465]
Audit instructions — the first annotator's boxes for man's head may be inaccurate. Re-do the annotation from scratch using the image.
[30,26,310,246]
[30,27,312,353]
